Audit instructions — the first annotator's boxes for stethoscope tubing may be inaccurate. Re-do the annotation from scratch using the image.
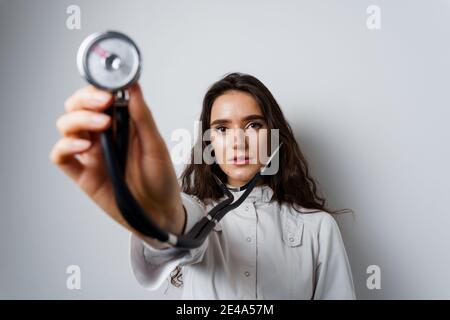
[100,102,280,249]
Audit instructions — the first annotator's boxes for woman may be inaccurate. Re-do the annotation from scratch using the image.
[50,72,356,299]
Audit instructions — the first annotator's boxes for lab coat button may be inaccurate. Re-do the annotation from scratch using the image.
[246,237,252,242]
[244,271,250,277]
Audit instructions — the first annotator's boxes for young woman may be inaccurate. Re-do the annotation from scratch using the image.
[51,72,355,299]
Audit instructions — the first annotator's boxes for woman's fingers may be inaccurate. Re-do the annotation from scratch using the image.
[64,85,113,112]
[56,110,112,136]
[49,137,92,179]
[50,137,92,163]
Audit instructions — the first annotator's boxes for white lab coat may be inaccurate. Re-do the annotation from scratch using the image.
[129,184,356,299]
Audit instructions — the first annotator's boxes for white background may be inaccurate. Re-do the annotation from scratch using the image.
[0,0,449,299]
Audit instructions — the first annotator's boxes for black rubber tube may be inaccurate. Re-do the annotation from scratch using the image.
[100,106,169,242]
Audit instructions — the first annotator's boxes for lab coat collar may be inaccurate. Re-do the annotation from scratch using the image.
[223,184,274,204]
[212,184,274,232]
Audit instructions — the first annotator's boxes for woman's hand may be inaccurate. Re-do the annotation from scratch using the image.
[50,82,185,248]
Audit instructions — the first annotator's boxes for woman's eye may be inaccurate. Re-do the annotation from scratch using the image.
[246,122,263,130]
[215,126,227,133]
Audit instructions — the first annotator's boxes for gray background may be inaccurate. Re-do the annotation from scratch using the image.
[0,0,449,299]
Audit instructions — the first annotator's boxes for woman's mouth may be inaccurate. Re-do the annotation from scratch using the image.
[231,156,251,165]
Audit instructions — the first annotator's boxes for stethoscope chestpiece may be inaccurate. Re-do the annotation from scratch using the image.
[77,31,142,92]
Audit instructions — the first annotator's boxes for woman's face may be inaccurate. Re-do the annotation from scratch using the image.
[209,90,268,187]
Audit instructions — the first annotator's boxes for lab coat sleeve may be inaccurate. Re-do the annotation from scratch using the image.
[129,192,208,291]
[312,213,356,300]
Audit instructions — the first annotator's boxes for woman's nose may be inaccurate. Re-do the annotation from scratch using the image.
[231,128,247,151]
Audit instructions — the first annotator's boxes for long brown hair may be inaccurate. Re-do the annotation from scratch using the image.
[170,72,352,288]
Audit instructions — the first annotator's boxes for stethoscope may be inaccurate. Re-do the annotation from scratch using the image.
[77,31,282,249]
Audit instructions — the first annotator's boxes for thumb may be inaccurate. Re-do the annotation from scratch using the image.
[127,82,164,153]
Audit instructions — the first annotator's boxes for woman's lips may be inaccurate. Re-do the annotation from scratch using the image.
[230,156,251,165]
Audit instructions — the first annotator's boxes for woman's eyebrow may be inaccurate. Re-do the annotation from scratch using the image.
[210,114,265,126]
